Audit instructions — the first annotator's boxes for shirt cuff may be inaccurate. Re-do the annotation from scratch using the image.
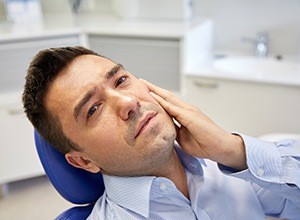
[219,133,284,187]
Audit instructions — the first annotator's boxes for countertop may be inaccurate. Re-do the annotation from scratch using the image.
[185,54,300,87]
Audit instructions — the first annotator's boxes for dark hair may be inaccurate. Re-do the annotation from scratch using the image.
[22,46,105,154]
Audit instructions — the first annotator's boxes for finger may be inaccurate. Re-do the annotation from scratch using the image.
[150,91,197,129]
[140,79,189,109]
[140,79,173,99]
[150,93,197,134]
[150,92,183,118]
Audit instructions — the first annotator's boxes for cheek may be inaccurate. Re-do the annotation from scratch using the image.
[85,129,120,160]
[78,116,119,150]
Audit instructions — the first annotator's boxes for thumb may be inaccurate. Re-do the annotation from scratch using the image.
[176,126,191,148]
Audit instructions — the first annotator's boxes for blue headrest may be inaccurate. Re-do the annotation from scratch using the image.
[34,130,105,204]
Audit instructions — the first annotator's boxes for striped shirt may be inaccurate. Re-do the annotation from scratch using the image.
[87,134,300,219]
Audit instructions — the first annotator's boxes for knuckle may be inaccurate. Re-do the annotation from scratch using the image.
[165,91,175,101]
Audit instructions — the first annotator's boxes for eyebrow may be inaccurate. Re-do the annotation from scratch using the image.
[107,63,123,79]
[73,63,124,122]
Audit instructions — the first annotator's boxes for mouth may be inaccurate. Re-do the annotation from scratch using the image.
[134,112,158,139]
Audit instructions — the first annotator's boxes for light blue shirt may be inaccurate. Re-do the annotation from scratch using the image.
[87,134,300,219]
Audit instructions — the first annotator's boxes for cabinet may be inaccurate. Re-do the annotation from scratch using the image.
[0,92,42,184]
[0,34,80,93]
[89,35,180,91]
[184,76,300,136]
[0,34,80,185]
[87,18,212,93]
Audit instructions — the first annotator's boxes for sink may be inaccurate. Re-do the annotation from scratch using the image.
[213,56,300,75]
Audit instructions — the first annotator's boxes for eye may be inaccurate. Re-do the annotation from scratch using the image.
[115,76,128,87]
[87,105,99,118]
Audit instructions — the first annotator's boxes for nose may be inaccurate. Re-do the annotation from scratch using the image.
[108,90,140,120]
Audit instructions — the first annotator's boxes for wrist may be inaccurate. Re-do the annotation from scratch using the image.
[216,133,247,171]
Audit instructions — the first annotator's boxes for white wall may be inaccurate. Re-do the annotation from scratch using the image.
[194,0,300,57]
[40,0,112,15]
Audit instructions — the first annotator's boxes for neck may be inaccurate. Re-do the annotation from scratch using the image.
[156,149,189,199]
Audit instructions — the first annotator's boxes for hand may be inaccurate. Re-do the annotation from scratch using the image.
[141,79,247,170]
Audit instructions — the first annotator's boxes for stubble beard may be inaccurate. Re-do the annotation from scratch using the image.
[122,102,177,176]
[123,102,175,147]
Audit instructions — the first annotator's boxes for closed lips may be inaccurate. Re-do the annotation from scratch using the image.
[134,112,157,138]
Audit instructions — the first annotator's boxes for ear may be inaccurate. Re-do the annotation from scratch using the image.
[65,151,101,173]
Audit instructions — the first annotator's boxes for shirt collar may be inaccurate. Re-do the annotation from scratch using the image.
[102,146,205,218]
[174,144,206,175]
[103,174,155,218]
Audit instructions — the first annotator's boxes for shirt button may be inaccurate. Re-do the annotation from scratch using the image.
[257,168,265,177]
[245,178,252,182]
[160,182,167,191]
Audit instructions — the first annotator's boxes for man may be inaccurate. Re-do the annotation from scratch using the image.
[23,46,300,219]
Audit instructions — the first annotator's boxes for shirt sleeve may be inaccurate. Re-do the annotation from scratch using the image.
[218,134,300,219]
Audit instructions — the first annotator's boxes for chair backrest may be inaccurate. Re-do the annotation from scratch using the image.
[34,130,105,219]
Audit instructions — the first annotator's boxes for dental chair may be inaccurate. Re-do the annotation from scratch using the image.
[34,130,105,220]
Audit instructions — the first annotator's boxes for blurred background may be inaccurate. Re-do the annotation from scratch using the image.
[0,0,299,219]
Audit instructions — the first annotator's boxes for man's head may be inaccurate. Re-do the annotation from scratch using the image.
[23,47,99,154]
[23,46,176,176]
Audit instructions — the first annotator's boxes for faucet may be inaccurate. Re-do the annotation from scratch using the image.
[242,32,269,58]
[69,0,82,14]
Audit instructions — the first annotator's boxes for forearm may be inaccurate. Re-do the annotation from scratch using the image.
[234,134,300,188]
[219,134,300,216]
[211,133,247,171]
[219,135,300,205]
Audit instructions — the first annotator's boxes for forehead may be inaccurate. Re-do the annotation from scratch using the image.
[63,54,115,80]
[45,55,115,117]
[50,54,115,91]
